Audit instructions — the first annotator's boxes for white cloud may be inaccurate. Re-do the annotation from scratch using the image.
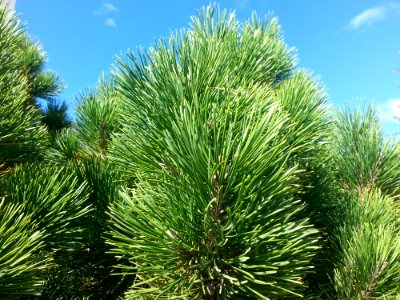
[105,18,117,28]
[104,3,119,12]
[378,99,400,123]
[104,18,117,28]
[347,2,400,30]
[94,3,119,15]
[348,6,387,30]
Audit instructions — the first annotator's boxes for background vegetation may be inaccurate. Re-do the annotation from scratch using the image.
[1,3,399,299]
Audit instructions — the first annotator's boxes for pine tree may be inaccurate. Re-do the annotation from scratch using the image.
[0,7,48,166]
[105,5,400,299]
[2,2,400,299]
[325,107,400,299]
[0,5,91,297]
[42,99,71,136]
[42,76,131,299]
[107,6,326,299]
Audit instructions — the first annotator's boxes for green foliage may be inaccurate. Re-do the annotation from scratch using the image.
[75,76,122,155]
[0,164,91,297]
[108,6,323,299]
[2,2,400,299]
[1,164,90,250]
[0,1,66,166]
[72,156,134,298]
[31,70,64,101]
[45,128,80,163]
[42,99,72,134]
[0,4,86,297]
[42,73,129,298]
[39,156,133,299]
[274,71,329,158]
[332,190,400,299]
[0,198,51,297]
[16,35,64,102]
[332,107,400,199]
[321,108,400,299]
[0,8,48,165]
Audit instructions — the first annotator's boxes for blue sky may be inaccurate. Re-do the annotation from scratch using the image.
[15,1,400,134]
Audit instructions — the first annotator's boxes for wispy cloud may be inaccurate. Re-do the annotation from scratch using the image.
[94,3,119,15]
[348,6,386,29]
[94,3,119,28]
[104,3,118,12]
[378,99,400,123]
[104,18,117,28]
[347,2,400,30]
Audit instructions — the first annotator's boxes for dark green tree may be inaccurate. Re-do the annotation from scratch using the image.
[0,4,90,297]
[0,7,48,166]
[42,99,71,135]
[42,76,132,299]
